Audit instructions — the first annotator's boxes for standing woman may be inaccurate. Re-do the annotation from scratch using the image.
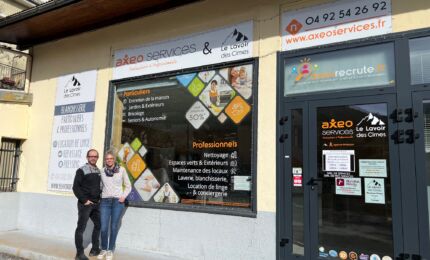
[97,151,131,260]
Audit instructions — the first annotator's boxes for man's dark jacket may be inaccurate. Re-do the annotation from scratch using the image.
[72,164,102,204]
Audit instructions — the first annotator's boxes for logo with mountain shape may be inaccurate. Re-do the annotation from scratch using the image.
[63,75,82,98]
[355,113,387,139]
[222,28,249,47]
[357,113,385,126]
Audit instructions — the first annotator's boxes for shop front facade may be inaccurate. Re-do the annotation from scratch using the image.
[0,0,429,259]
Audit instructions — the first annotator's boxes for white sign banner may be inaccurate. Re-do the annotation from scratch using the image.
[336,177,362,196]
[47,70,97,192]
[281,0,392,51]
[323,150,355,172]
[365,178,385,204]
[233,176,251,191]
[359,159,387,177]
[113,21,253,79]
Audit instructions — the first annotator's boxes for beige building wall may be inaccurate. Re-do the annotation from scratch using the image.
[0,0,27,16]
[0,0,32,183]
[19,0,430,213]
[0,103,28,139]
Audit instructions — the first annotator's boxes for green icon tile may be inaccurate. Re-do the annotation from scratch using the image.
[188,77,205,97]
[130,137,142,151]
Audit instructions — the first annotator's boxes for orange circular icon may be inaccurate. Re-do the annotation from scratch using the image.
[339,251,348,260]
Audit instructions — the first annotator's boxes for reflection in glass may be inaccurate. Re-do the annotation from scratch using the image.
[284,43,395,96]
[422,102,430,243]
[291,109,304,255]
[316,103,393,258]
[110,64,255,210]
[409,37,430,85]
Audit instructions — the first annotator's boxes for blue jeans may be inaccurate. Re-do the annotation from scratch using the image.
[100,198,125,251]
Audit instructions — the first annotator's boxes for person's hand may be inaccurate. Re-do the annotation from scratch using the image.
[118,197,125,203]
[84,200,94,206]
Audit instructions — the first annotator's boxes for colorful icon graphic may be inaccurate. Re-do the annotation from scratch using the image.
[329,250,338,257]
[370,254,381,260]
[292,57,319,82]
[349,251,358,260]
[339,251,348,260]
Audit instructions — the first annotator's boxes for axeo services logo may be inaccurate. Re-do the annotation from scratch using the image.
[322,118,353,129]
[115,53,145,67]
[321,118,354,137]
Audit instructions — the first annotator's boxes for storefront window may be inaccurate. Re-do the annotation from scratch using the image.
[284,43,395,96]
[109,63,256,213]
[410,36,430,85]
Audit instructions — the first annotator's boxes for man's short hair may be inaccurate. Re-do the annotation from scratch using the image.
[86,149,99,157]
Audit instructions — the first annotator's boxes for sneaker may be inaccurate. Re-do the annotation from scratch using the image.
[97,250,108,260]
[75,253,89,260]
[106,250,113,260]
[89,248,101,256]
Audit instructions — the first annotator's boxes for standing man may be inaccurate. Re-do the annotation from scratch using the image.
[73,149,102,260]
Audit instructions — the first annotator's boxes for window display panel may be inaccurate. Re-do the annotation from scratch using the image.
[110,63,255,211]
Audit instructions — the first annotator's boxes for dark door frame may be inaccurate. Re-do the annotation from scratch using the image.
[276,28,430,260]
[412,91,430,259]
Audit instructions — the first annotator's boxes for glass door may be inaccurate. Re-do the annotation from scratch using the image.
[281,94,404,260]
[412,91,430,260]
[280,101,310,260]
[308,95,403,260]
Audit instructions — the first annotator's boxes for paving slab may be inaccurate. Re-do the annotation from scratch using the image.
[0,230,182,260]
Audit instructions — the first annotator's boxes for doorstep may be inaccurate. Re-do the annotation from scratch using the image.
[0,230,181,260]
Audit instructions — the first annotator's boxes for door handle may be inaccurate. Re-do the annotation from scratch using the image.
[279,238,289,247]
[392,130,405,144]
[391,108,403,122]
[406,129,419,143]
[279,134,288,143]
[307,177,323,190]
[279,116,288,125]
[405,108,419,122]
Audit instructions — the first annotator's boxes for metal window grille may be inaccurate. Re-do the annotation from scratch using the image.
[0,138,22,192]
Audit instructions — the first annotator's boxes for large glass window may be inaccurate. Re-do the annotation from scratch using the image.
[284,43,395,96]
[109,63,256,213]
[410,36,430,85]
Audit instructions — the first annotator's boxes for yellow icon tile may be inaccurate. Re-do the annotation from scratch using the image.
[225,96,251,124]
[126,154,146,180]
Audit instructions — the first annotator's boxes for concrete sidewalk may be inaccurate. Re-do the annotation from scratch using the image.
[0,230,183,260]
